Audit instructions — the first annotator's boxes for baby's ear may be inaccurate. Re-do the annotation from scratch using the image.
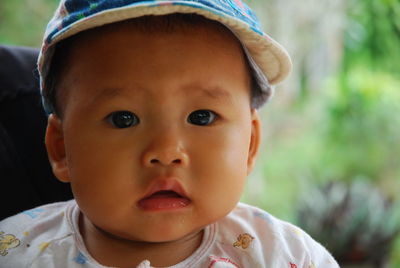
[247,109,261,175]
[45,114,70,182]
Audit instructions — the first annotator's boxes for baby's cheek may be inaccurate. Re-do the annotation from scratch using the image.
[193,153,247,200]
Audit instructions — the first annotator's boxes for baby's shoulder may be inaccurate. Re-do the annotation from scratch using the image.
[216,203,339,267]
[228,203,308,238]
[0,201,74,232]
[0,201,76,267]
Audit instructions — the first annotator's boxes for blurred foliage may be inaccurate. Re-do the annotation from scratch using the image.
[344,0,400,75]
[315,0,400,192]
[0,0,59,46]
[297,180,400,266]
[317,68,400,186]
[243,0,400,265]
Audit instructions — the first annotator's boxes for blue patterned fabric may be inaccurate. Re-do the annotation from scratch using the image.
[44,0,262,45]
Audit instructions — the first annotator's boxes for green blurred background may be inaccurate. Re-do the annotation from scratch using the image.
[1,0,399,266]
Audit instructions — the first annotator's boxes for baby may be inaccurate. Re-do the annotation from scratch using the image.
[0,0,339,267]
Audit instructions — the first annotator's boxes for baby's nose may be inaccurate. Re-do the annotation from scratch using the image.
[141,134,189,167]
[146,151,187,166]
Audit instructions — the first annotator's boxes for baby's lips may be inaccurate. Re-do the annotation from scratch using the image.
[138,194,191,210]
[138,177,190,202]
[137,178,191,211]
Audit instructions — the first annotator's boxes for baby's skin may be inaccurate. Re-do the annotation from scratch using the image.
[45,21,260,267]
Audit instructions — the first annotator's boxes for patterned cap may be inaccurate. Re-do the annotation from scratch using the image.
[38,0,292,112]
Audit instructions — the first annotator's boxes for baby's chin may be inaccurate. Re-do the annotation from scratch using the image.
[141,228,204,245]
[95,221,204,245]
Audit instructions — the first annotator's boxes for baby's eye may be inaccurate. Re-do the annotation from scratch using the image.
[187,110,217,126]
[107,111,139,128]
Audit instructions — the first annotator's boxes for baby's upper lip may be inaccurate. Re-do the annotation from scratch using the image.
[139,177,189,200]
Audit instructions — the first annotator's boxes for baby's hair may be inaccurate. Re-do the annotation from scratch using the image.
[43,13,266,117]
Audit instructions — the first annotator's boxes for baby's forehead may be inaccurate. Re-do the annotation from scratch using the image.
[49,14,259,117]
[61,15,246,77]
[64,17,248,78]
[57,18,252,114]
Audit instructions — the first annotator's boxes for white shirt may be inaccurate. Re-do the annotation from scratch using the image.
[0,201,339,267]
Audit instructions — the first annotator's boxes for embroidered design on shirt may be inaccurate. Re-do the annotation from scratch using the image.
[208,256,240,268]
[290,262,298,268]
[233,233,254,249]
[39,242,50,252]
[291,227,302,236]
[253,211,273,224]
[22,208,45,219]
[74,251,88,264]
[0,232,21,256]
[309,261,316,268]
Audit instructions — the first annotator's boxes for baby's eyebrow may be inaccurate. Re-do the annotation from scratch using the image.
[197,86,232,102]
[89,85,232,105]
[88,86,134,106]
[92,87,124,101]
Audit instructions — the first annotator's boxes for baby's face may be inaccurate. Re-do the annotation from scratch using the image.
[46,23,260,243]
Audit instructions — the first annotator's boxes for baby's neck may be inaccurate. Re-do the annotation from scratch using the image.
[79,214,204,267]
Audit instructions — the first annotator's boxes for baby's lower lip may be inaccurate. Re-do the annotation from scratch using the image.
[138,192,191,211]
